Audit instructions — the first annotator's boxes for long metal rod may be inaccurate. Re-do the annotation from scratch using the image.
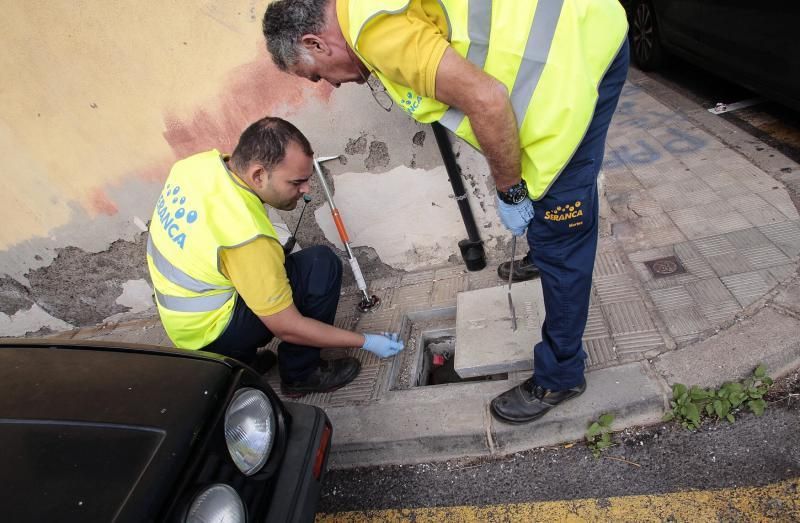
[507,236,518,331]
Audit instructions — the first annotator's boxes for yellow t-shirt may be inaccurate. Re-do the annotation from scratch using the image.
[219,236,293,317]
[338,0,450,98]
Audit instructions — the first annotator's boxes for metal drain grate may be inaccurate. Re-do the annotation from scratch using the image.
[644,256,686,278]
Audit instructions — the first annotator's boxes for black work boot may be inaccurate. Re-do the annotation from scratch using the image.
[490,377,586,424]
[281,357,361,398]
[497,253,540,282]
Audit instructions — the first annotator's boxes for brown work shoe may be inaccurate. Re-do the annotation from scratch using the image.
[280,357,361,398]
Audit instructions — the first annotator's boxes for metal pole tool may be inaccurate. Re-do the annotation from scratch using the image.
[313,155,380,313]
[507,236,518,331]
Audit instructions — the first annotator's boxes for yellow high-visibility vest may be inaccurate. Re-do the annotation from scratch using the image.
[146,150,280,349]
[347,0,628,199]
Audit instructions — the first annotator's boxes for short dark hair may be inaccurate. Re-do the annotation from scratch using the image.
[263,0,329,71]
[230,117,313,173]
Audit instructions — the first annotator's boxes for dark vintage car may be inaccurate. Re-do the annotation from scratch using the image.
[623,0,800,111]
[0,339,332,522]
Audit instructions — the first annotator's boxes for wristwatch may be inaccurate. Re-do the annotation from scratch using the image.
[497,179,528,204]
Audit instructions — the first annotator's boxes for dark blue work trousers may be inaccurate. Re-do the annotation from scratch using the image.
[201,245,341,383]
[526,41,629,391]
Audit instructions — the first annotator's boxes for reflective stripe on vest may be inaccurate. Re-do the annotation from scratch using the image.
[154,288,235,313]
[439,1,493,131]
[147,235,229,294]
[509,0,562,128]
[439,0,564,133]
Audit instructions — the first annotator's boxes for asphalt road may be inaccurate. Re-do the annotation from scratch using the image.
[319,370,799,516]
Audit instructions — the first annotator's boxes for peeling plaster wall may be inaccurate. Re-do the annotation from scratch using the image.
[0,1,505,336]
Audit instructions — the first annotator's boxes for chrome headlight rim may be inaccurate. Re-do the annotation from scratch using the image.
[184,483,245,523]
[224,387,276,476]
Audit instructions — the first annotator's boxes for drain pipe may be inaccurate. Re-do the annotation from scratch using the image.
[431,122,486,271]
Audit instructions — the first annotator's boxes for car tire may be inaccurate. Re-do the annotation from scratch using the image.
[630,0,664,70]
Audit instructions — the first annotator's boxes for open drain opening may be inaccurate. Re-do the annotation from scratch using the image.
[416,334,507,387]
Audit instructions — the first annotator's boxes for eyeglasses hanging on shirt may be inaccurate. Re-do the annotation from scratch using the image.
[364,75,393,112]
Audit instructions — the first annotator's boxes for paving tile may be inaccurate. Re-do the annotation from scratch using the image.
[614,330,666,354]
[705,253,755,277]
[431,275,468,304]
[758,189,800,220]
[759,220,800,258]
[669,204,752,239]
[691,235,736,257]
[766,263,797,284]
[584,305,611,339]
[467,267,503,290]
[684,277,742,326]
[594,250,629,277]
[389,282,433,310]
[712,182,752,199]
[604,166,644,191]
[594,273,642,304]
[648,286,694,310]
[659,306,711,338]
[740,244,791,270]
[728,164,781,192]
[584,336,616,367]
[727,193,788,226]
[603,300,657,335]
[724,228,772,250]
[434,266,468,280]
[721,271,773,307]
[626,192,664,217]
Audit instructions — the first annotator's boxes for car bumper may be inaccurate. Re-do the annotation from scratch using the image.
[264,401,332,523]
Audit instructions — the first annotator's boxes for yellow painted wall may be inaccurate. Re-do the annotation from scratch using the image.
[0,0,330,249]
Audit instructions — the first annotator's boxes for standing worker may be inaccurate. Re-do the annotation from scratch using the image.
[147,116,403,397]
[263,0,629,423]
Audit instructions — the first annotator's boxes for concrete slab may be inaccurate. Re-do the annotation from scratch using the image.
[454,281,545,378]
[654,307,800,388]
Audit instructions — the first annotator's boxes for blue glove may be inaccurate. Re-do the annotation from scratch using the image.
[362,332,404,358]
[496,195,534,236]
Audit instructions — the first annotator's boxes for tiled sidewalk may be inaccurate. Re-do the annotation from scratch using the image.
[61,81,800,459]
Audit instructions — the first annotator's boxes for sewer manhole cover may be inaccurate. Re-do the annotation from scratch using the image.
[644,256,686,278]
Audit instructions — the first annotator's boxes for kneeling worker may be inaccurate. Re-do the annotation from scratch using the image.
[146,116,403,396]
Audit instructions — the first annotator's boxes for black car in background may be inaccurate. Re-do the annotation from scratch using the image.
[0,339,331,522]
[624,0,800,111]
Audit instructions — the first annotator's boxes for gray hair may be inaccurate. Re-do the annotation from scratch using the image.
[263,0,330,71]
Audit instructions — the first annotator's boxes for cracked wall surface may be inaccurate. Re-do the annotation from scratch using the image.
[0,1,506,337]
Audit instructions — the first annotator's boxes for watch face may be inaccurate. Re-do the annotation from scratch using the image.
[511,191,526,204]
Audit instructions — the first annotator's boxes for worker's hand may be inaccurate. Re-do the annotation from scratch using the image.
[362,332,405,358]
[495,195,534,236]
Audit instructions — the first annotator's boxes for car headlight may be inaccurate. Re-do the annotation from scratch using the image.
[185,484,245,523]
[224,387,276,476]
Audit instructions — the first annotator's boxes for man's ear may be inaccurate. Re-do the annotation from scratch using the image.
[248,164,267,188]
[300,34,330,56]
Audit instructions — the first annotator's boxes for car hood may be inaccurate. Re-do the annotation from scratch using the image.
[0,343,233,522]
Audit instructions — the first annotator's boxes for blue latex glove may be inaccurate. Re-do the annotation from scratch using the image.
[362,332,404,358]
[496,195,534,236]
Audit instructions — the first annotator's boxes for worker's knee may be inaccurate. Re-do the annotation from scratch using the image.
[304,245,342,289]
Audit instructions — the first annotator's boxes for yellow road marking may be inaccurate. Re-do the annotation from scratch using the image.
[318,477,799,522]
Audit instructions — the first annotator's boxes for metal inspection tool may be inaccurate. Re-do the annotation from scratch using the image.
[507,236,518,331]
[313,156,380,313]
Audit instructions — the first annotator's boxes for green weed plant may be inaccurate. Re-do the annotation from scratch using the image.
[585,413,615,458]
[663,364,773,430]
